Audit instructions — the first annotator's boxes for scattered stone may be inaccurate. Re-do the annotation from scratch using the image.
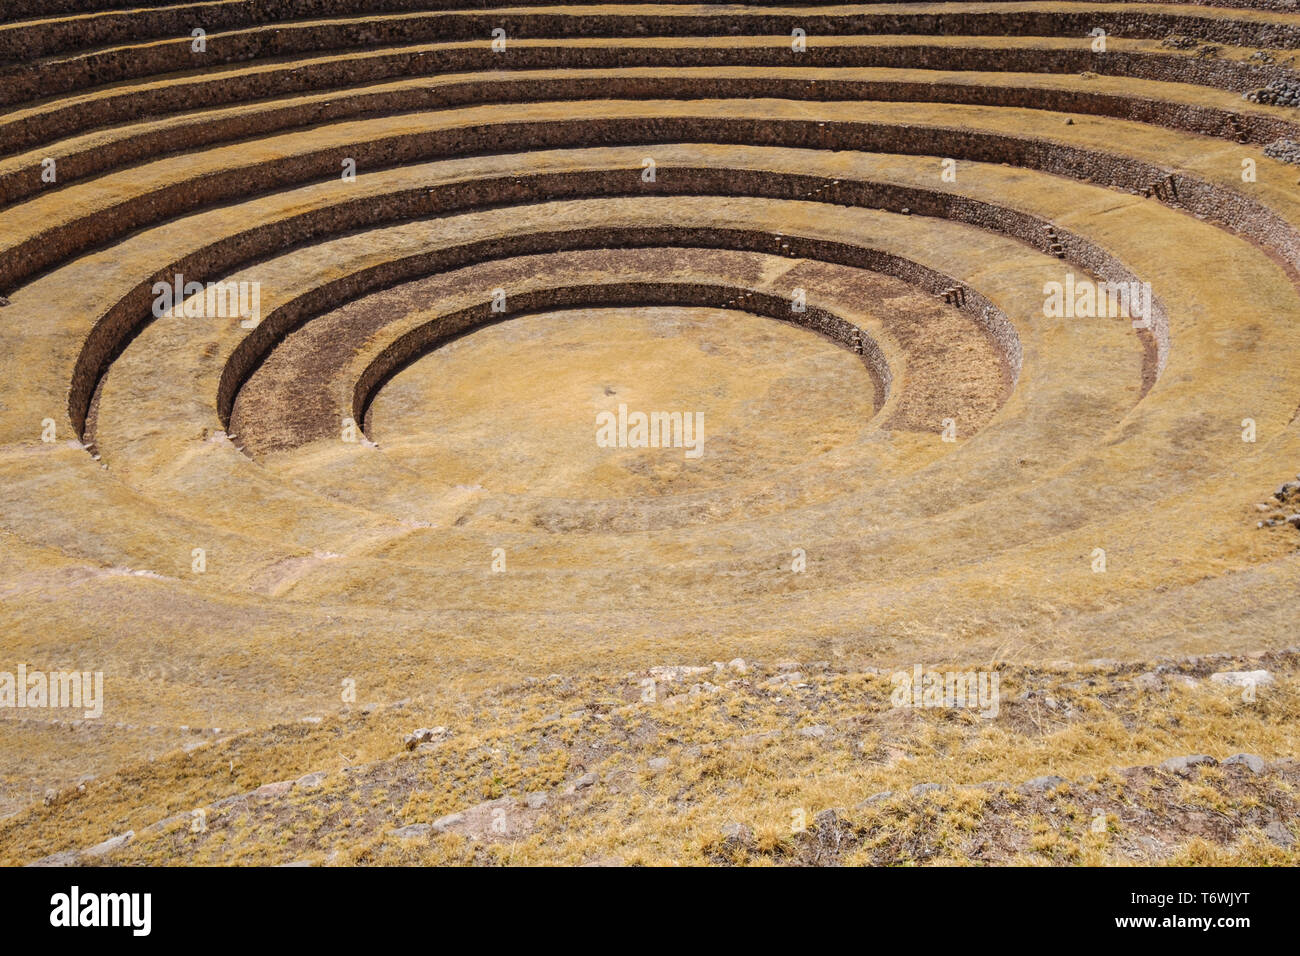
[1210,670,1274,688]
[524,792,549,809]
[1133,672,1163,691]
[26,849,82,867]
[1160,754,1217,774]
[430,812,465,832]
[648,665,713,683]
[419,797,545,842]
[727,658,748,674]
[391,823,432,839]
[83,830,134,858]
[814,808,846,829]
[403,726,450,750]
[811,811,842,832]
[253,780,294,799]
[1264,821,1295,848]
[764,672,804,687]
[1222,753,1266,773]
[856,790,894,807]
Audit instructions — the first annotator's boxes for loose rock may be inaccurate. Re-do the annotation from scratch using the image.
[649,665,713,683]
[253,780,294,799]
[83,830,134,858]
[1133,672,1163,691]
[1160,754,1217,774]
[856,790,894,807]
[430,812,465,832]
[1221,753,1266,773]
[797,724,832,739]
[909,782,946,797]
[1264,821,1295,848]
[391,823,432,839]
[1210,670,1274,688]
[403,726,450,750]
[1021,775,1068,793]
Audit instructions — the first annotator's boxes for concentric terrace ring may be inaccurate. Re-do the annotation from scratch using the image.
[2,1,1300,765]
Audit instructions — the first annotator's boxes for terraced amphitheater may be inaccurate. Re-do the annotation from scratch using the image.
[1,0,1299,867]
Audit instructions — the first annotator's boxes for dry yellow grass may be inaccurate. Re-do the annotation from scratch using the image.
[3,2,1300,867]
[4,651,1296,866]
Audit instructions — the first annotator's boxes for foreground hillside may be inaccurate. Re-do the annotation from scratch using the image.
[5,649,1296,866]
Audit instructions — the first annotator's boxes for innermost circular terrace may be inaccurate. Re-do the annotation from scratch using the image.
[366,305,881,500]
